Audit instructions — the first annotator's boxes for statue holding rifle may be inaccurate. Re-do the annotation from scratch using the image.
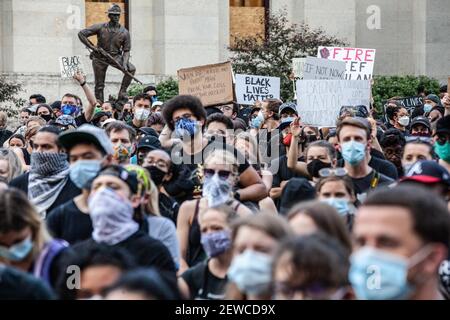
[78,3,141,105]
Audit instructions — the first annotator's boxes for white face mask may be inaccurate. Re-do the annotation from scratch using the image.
[134,108,150,121]
[398,116,410,127]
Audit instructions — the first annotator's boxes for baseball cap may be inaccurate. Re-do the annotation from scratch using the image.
[410,116,431,132]
[59,124,114,155]
[279,102,298,116]
[139,127,159,138]
[95,165,139,194]
[152,101,163,108]
[137,135,162,151]
[401,160,450,186]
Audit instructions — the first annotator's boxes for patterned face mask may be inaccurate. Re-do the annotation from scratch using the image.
[113,144,132,163]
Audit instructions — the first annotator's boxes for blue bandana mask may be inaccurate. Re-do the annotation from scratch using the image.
[61,104,79,116]
[201,230,232,258]
[0,236,33,262]
[175,118,198,138]
[341,141,366,166]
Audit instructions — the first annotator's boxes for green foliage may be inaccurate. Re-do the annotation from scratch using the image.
[0,76,26,118]
[372,75,441,114]
[127,83,144,97]
[156,77,179,102]
[229,9,347,102]
[127,78,179,102]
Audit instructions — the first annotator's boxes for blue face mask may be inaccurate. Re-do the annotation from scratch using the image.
[0,236,33,262]
[349,247,430,300]
[175,118,198,138]
[227,249,272,296]
[323,198,350,216]
[341,141,366,166]
[61,104,79,116]
[423,104,433,113]
[69,160,102,189]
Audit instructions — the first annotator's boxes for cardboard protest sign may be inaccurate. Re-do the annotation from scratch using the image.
[292,58,306,79]
[235,74,280,105]
[303,57,346,80]
[392,96,424,114]
[59,55,84,79]
[177,62,233,107]
[296,80,371,127]
[317,47,376,80]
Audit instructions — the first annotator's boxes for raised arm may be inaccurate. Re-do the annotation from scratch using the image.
[287,118,310,176]
[73,71,97,122]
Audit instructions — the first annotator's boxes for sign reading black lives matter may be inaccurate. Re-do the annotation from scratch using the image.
[235,74,280,105]
[59,55,84,79]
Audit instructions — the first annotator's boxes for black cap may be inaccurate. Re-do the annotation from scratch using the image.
[401,160,450,187]
[96,165,139,194]
[137,135,162,151]
[279,178,316,215]
[411,116,431,132]
[139,127,159,138]
[435,115,450,136]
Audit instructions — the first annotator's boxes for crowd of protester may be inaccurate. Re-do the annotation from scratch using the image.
[0,73,449,300]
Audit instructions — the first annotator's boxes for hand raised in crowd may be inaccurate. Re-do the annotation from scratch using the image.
[290,117,303,137]
[73,70,85,84]
[442,93,450,108]
[367,116,378,138]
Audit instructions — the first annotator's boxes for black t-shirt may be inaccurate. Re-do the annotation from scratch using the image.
[0,266,55,300]
[159,193,179,225]
[46,200,93,245]
[351,170,394,202]
[368,156,398,180]
[271,154,305,188]
[75,113,88,127]
[0,129,13,146]
[181,260,228,300]
[165,140,250,203]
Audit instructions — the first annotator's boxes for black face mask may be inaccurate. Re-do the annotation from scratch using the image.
[40,114,53,122]
[307,159,332,178]
[145,165,166,186]
[304,134,318,144]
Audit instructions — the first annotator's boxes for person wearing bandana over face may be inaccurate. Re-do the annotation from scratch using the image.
[335,118,393,202]
[9,126,81,218]
[70,165,176,278]
[177,149,253,274]
[46,125,113,245]
[433,115,450,174]
[129,93,152,130]
[179,205,238,300]
[143,149,179,224]
[0,189,69,290]
[105,121,137,165]
[351,185,450,300]
[410,116,432,137]
[160,95,267,205]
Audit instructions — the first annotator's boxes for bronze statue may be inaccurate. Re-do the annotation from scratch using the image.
[78,4,141,104]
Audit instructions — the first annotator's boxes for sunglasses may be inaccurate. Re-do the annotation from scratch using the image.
[319,168,348,178]
[405,136,433,144]
[203,168,232,180]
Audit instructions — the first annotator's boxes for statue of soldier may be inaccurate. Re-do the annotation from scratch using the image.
[78,4,136,104]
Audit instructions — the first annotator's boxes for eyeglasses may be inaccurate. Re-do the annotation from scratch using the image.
[203,168,232,180]
[172,113,194,123]
[219,105,233,112]
[319,167,348,178]
[405,136,433,144]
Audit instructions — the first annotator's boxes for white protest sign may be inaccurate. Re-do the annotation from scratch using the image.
[317,47,376,80]
[235,74,280,105]
[303,57,346,80]
[292,58,306,79]
[59,55,84,79]
[296,80,371,127]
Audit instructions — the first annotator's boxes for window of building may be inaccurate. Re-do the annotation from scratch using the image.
[229,0,268,47]
[85,0,129,30]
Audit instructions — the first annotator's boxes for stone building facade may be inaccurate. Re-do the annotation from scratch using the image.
[1,0,449,102]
